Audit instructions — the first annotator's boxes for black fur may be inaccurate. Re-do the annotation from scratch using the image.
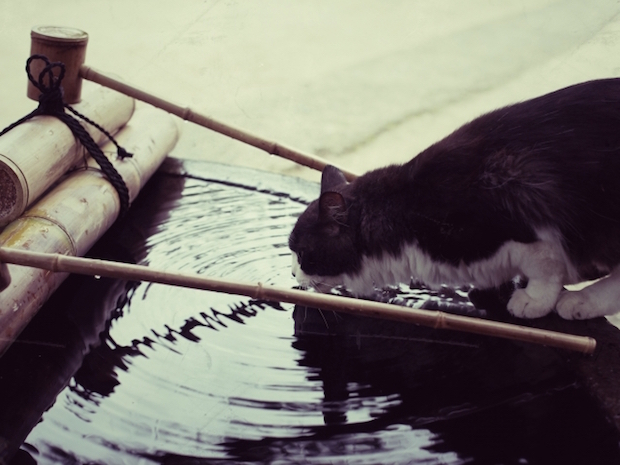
[289,78,620,283]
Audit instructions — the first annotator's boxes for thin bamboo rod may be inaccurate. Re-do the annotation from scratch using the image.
[79,65,358,181]
[0,247,596,354]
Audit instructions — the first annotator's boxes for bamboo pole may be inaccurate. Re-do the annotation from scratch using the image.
[79,65,358,181]
[0,247,596,354]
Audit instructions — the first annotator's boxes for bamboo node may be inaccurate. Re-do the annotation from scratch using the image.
[181,107,193,121]
[434,311,447,329]
[270,143,282,157]
[255,282,265,300]
[51,254,61,272]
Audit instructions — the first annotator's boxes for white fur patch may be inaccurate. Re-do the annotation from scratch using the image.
[292,228,583,318]
[557,267,620,319]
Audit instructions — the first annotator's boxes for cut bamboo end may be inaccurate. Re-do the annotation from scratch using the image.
[0,156,27,223]
[0,247,597,355]
[0,263,10,292]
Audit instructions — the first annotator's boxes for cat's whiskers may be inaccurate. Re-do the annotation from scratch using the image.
[317,308,330,329]
[308,278,339,294]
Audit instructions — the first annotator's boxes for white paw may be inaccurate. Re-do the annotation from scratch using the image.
[507,288,555,319]
[556,290,598,320]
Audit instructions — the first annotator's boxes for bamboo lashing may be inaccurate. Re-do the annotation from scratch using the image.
[0,85,135,227]
[79,65,358,181]
[0,247,596,354]
[0,107,179,356]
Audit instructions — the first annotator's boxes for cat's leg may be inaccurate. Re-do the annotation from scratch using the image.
[556,271,620,319]
[508,280,563,319]
[506,239,566,319]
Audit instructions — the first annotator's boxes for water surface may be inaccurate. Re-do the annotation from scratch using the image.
[2,160,618,464]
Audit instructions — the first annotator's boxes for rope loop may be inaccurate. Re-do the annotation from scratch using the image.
[0,55,132,216]
[26,54,65,95]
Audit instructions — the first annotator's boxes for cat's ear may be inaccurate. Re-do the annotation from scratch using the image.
[319,191,347,225]
[321,165,348,194]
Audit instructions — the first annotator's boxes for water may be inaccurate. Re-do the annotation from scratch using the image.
[1,159,619,464]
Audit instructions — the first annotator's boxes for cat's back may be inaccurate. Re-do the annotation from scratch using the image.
[412,78,620,169]
[404,77,620,275]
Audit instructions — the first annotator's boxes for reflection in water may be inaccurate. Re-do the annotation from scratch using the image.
[0,160,618,464]
[288,307,619,464]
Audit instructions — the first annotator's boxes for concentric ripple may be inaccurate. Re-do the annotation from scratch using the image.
[24,171,324,463]
[14,161,620,465]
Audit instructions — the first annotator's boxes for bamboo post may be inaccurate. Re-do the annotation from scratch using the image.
[79,65,358,181]
[27,26,89,104]
[0,85,135,227]
[0,107,178,355]
[0,247,597,355]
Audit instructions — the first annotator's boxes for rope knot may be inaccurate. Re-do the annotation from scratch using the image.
[26,55,70,116]
[37,86,66,115]
[26,54,65,96]
[0,55,133,216]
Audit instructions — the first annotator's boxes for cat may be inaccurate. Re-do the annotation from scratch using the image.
[289,78,620,320]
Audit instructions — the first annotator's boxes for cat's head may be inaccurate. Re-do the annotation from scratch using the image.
[289,166,361,291]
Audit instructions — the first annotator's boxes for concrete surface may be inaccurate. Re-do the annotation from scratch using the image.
[2,1,620,183]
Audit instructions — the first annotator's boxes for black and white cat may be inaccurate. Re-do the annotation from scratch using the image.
[289,78,620,320]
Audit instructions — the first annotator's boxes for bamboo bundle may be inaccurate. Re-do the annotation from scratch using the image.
[0,84,135,227]
[0,247,597,355]
[0,107,178,355]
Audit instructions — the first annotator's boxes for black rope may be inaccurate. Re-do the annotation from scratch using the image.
[0,55,132,215]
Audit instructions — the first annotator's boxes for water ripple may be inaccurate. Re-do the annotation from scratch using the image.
[17,162,620,465]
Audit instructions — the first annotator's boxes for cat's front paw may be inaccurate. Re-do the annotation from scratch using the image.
[556,289,605,320]
[507,288,555,319]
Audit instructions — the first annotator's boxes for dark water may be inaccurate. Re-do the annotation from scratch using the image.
[1,160,619,465]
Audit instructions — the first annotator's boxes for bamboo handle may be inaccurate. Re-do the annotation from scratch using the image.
[0,247,596,354]
[79,65,358,181]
